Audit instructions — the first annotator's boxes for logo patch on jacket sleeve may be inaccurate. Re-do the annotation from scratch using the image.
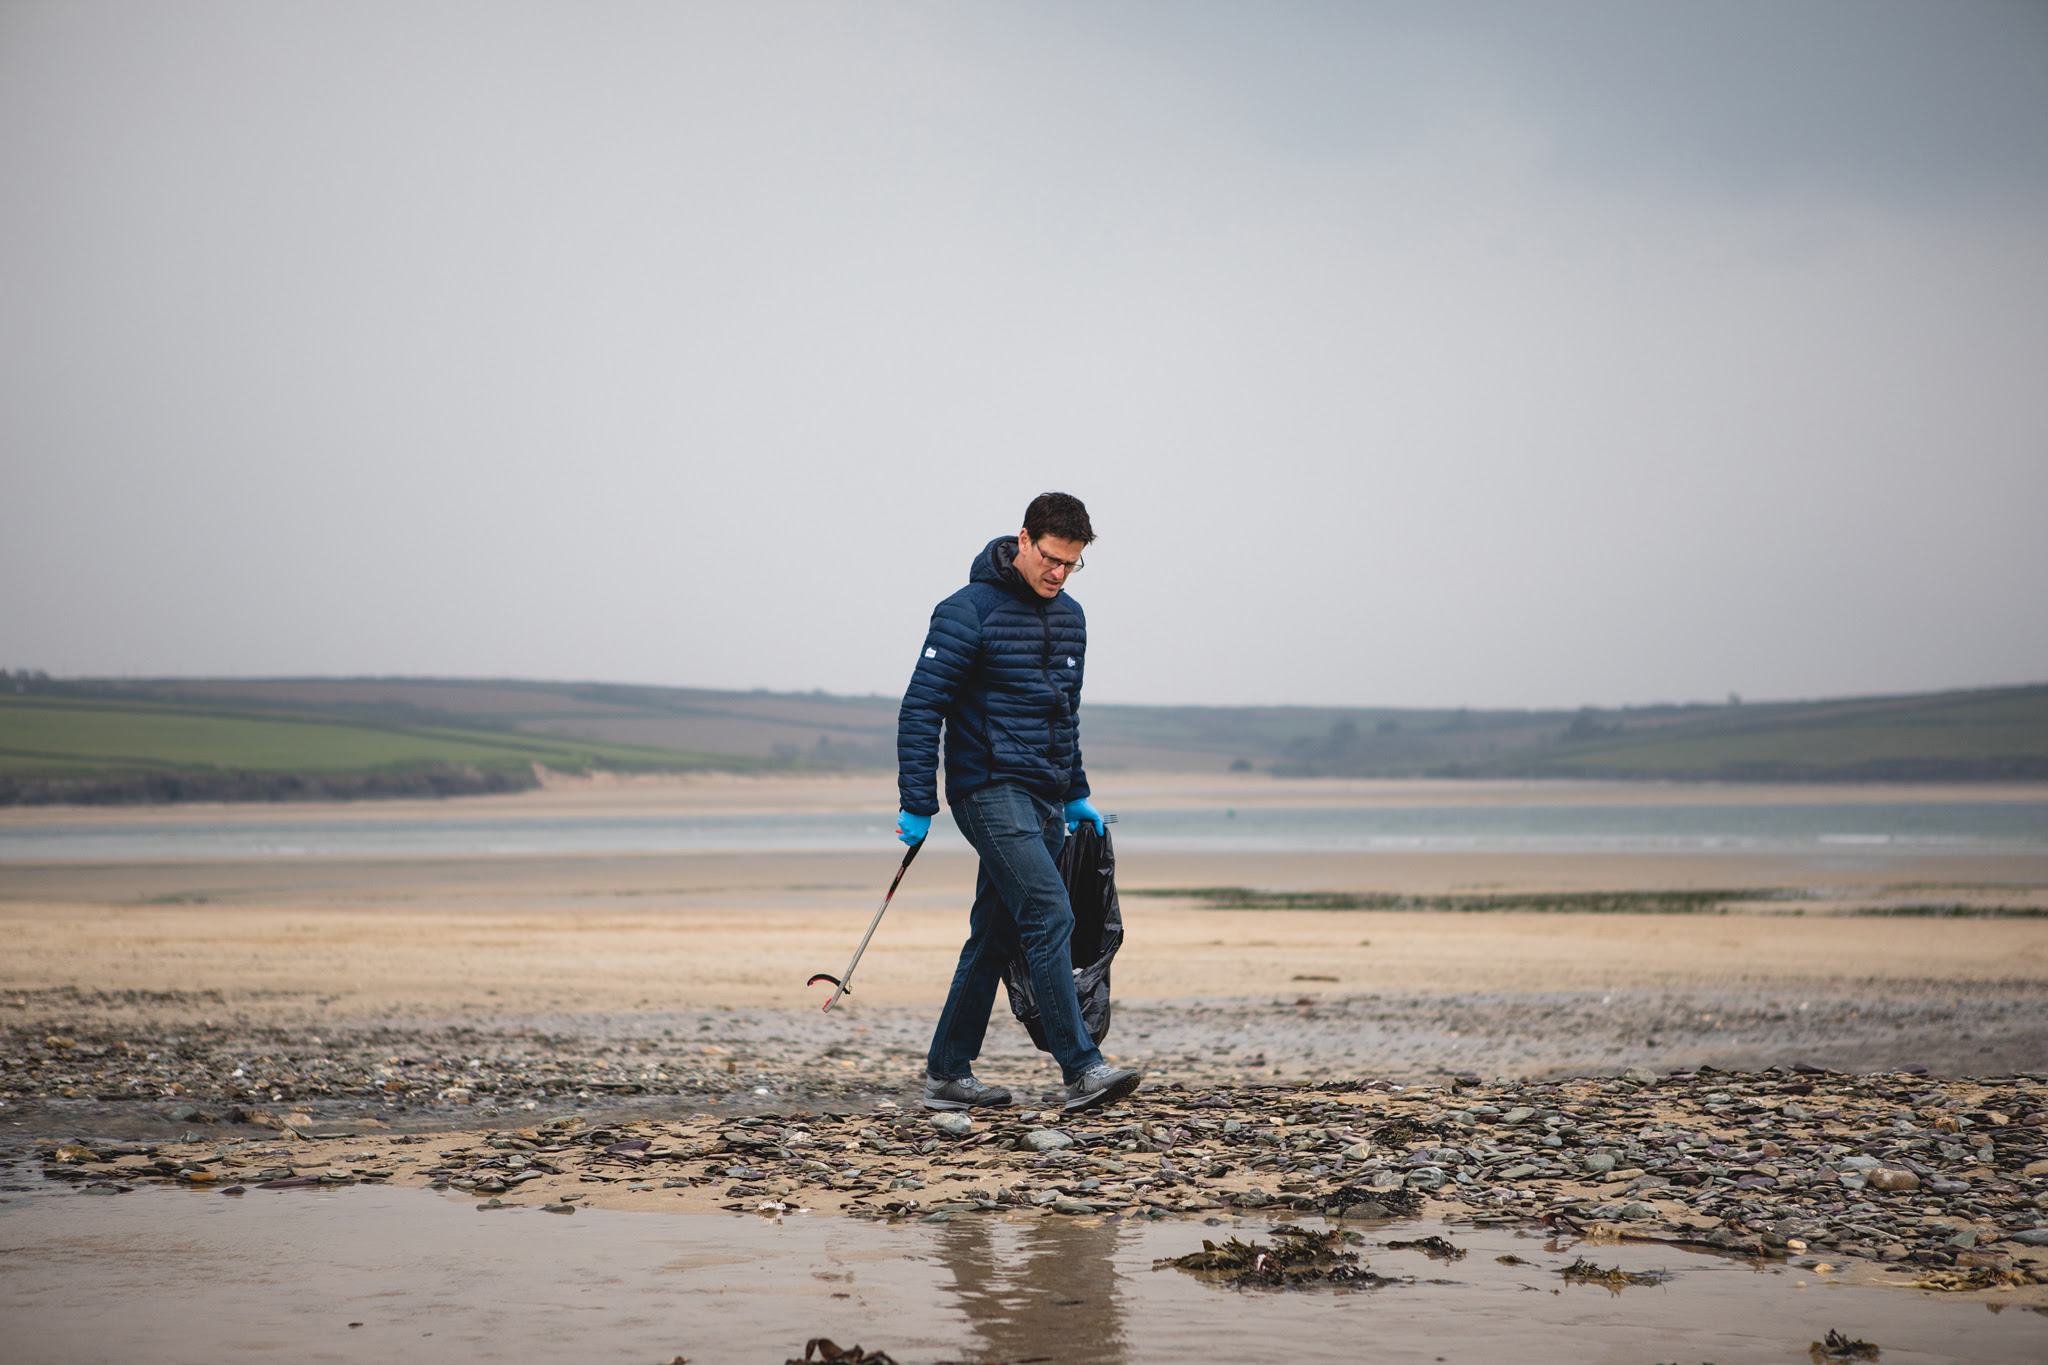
[1067,656,1077,667]
[925,647,938,659]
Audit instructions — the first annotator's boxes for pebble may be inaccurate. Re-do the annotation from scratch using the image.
[8,984,2046,1134]
[928,1113,973,1138]
[17,1034,2047,1293]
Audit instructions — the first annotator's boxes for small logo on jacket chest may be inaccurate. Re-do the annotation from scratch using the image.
[1066,657,1077,667]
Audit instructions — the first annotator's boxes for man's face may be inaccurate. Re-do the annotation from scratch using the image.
[1014,531,1085,599]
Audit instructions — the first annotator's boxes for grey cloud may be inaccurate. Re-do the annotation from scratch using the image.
[1055,0,2048,202]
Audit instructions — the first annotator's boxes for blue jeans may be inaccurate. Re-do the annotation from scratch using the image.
[927,782,1105,1085]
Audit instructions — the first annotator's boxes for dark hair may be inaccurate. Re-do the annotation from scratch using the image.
[1023,491,1095,546]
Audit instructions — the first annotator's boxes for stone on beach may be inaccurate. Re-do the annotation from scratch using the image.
[21,1060,2048,1311]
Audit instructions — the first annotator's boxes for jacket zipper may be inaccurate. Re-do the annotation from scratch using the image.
[1039,604,1057,764]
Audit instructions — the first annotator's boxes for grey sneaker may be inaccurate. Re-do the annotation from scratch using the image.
[923,1074,1014,1111]
[1063,1064,1142,1112]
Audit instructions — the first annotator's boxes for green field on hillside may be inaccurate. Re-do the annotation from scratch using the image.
[1516,686,2048,780]
[4,675,2044,798]
[0,695,757,782]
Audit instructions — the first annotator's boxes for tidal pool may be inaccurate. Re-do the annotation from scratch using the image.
[1,1182,2042,1364]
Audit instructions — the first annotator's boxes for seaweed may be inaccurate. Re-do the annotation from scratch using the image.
[1125,887,1783,915]
[1385,1235,1466,1261]
[1323,1184,1424,1219]
[1557,1256,1673,1290]
[1849,905,2046,918]
[1808,1329,1880,1361]
[1369,1118,1447,1146]
[1913,1264,2038,1291]
[786,1341,900,1365]
[1157,1226,1394,1290]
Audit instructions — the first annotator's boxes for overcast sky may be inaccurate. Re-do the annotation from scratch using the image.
[3,1,2044,709]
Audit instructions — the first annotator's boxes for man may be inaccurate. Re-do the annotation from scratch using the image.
[895,492,1142,1114]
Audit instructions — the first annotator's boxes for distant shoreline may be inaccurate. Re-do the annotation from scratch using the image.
[5,769,2048,824]
[12,762,2048,809]
[0,763,543,808]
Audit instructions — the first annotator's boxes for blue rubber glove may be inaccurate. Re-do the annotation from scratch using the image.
[1063,797,1105,837]
[895,810,931,846]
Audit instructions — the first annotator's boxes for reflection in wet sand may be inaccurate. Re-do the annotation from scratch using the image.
[934,1216,1129,1365]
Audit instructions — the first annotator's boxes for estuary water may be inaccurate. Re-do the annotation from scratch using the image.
[0,801,2043,862]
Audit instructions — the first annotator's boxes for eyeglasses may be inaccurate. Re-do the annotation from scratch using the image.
[1031,539,1084,574]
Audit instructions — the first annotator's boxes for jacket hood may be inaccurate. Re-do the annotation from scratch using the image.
[971,533,1052,604]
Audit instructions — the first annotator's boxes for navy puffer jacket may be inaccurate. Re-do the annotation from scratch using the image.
[897,535,1090,817]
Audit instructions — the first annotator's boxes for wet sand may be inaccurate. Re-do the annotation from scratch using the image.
[4,1185,2044,1365]
[16,1054,2048,1331]
[2,879,2046,1015]
[2,841,2045,1018]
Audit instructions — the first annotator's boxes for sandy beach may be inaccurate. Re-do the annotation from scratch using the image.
[4,776,2047,1361]
[4,865,2047,1014]
[3,773,2044,1044]
[1,772,2042,1110]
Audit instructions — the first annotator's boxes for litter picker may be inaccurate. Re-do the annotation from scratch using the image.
[807,836,924,1012]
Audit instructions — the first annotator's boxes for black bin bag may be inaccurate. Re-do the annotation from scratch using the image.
[1002,820,1124,1053]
